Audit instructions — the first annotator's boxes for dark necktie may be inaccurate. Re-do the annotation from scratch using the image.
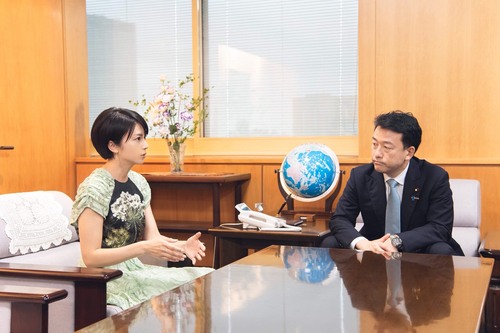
[385,179,401,234]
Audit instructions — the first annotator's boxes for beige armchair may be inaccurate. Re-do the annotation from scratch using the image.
[0,191,122,332]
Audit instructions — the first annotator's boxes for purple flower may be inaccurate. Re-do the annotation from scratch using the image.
[180,111,193,121]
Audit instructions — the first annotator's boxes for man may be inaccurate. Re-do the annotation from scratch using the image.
[322,110,464,256]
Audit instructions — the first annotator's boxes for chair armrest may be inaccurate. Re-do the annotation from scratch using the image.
[0,262,122,330]
[0,285,68,333]
[479,230,500,259]
[0,285,68,303]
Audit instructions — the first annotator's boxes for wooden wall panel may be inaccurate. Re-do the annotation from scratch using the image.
[369,0,500,161]
[63,0,90,195]
[0,0,69,193]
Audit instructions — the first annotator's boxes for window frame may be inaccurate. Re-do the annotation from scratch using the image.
[188,0,358,157]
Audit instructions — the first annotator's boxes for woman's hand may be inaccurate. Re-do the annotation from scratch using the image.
[181,232,206,265]
[145,236,186,262]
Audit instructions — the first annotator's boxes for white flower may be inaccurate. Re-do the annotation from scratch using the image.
[131,74,209,148]
[111,192,144,221]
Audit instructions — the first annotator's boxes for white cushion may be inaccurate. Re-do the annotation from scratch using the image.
[449,179,481,228]
[452,227,480,257]
[0,191,78,260]
[0,241,82,266]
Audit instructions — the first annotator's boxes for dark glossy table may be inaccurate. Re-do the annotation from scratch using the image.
[209,218,331,268]
[480,230,500,331]
[78,246,493,333]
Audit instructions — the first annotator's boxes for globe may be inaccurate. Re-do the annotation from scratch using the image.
[279,143,340,202]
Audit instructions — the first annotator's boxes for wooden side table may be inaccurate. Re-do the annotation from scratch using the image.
[143,172,251,228]
[480,230,500,332]
[209,218,331,268]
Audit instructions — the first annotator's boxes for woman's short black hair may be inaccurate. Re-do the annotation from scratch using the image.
[91,107,149,160]
[374,110,422,152]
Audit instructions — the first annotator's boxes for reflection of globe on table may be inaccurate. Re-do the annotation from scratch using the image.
[282,246,336,284]
[280,143,340,202]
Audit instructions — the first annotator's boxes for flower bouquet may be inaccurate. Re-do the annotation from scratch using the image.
[131,74,209,172]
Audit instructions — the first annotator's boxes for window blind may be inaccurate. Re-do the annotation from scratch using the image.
[86,0,192,129]
[202,0,358,138]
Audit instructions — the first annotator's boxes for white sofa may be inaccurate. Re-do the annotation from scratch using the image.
[0,191,122,332]
[355,179,481,257]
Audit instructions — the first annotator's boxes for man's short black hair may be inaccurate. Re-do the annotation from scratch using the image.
[91,107,149,160]
[374,110,422,152]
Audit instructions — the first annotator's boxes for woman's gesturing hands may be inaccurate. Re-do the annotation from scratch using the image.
[146,236,186,262]
[146,232,206,264]
[181,232,206,265]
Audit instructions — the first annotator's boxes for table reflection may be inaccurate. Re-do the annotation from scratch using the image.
[281,246,336,284]
[331,250,454,332]
[150,282,199,333]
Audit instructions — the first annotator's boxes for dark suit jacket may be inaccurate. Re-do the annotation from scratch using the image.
[330,157,461,253]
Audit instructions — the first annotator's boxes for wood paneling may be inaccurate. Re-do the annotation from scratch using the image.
[363,0,500,161]
[0,0,68,193]
[63,0,90,195]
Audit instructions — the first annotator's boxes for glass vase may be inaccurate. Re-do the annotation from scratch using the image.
[168,141,186,173]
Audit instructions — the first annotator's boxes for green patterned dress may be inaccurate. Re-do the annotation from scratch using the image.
[71,168,213,310]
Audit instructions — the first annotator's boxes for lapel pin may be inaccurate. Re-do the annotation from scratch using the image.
[411,188,420,201]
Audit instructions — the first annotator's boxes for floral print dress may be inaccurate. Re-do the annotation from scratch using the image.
[71,168,213,310]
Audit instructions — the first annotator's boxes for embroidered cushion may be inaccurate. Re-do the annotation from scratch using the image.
[0,191,78,259]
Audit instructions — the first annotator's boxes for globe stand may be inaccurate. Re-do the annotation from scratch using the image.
[275,169,345,218]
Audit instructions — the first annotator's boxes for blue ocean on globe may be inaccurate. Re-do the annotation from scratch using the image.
[281,144,338,199]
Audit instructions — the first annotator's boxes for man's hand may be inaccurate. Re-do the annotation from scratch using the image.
[355,233,395,258]
[383,236,399,253]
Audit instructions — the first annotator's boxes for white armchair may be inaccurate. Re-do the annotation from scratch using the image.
[449,179,481,257]
[0,191,122,332]
[355,179,481,256]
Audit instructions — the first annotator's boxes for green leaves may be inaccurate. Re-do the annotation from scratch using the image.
[169,124,178,135]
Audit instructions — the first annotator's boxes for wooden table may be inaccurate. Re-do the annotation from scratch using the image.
[480,230,500,332]
[77,246,494,333]
[209,218,331,268]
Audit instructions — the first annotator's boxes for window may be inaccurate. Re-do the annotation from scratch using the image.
[86,1,359,154]
[86,0,192,128]
[202,0,358,138]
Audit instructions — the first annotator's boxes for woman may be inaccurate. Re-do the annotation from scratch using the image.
[71,107,213,309]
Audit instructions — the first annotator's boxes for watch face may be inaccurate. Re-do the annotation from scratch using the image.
[391,236,402,248]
